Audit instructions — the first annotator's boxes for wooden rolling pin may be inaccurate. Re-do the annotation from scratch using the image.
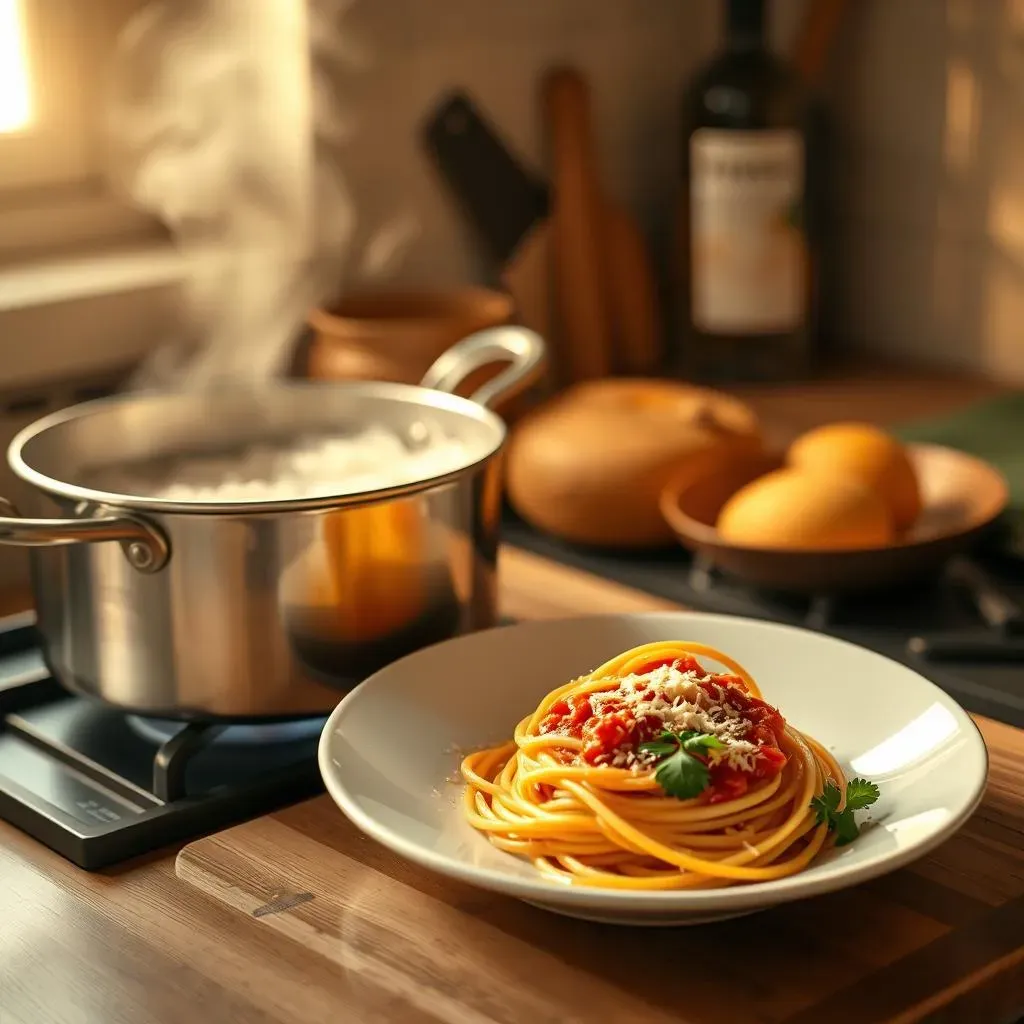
[543,67,614,383]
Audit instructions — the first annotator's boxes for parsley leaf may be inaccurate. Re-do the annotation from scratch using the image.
[844,778,881,811]
[652,747,710,800]
[810,782,842,825]
[638,730,722,801]
[833,812,861,847]
[679,731,726,755]
[638,733,679,758]
[810,778,880,847]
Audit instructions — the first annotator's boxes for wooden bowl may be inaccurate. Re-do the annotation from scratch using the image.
[660,444,1009,594]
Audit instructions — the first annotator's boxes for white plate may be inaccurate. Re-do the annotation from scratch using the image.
[318,613,988,925]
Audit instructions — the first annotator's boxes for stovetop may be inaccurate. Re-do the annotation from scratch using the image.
[0,616,324,869]
[502,514,1024,730]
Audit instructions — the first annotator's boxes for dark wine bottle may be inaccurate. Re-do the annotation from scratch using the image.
[676,0,813,382]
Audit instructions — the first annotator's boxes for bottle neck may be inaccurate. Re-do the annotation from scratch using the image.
[725,0,766,52]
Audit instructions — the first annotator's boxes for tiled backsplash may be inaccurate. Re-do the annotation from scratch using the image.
[823,0,1024,382]
[335,0,1024,383]
[335,0,716,293]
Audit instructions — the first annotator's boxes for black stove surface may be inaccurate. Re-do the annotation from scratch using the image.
[0,618,324,869]
[0,612,522,870]
[502,514,1024,729]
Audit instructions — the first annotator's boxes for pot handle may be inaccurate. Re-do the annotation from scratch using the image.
[0,499,170,574]
[419,325,547,409]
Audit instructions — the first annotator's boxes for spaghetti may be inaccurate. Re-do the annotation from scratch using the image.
[461,640,855,889]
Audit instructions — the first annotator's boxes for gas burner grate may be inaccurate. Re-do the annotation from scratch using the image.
[0,612,522,869]
[0,617,326,869]
[126,715,325,748]
[124,715,328,802]
[688,555,842,630]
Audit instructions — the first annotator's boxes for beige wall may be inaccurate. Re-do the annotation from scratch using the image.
[339,0,1024,383]
[821,0,1024,381]
[334,0,715,292]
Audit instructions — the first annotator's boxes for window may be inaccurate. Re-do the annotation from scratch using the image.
[0,0,32,134]
[0,0,92,192]
[0,0,163,259]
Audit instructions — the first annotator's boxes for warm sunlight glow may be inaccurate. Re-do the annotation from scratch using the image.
[0,0,33,133]
[850,704,959,778]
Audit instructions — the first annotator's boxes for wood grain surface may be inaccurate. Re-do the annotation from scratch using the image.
[0,371,1018,1024]
[1,548,1021,1024]
[175,547,1024,1024]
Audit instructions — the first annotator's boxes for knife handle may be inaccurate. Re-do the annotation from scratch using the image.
[421,92,549,267]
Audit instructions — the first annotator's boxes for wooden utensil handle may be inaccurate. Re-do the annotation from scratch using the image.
[502,224,558,383]
[604,202,662,375]
[543,66,613,383]
[793,0,848,84]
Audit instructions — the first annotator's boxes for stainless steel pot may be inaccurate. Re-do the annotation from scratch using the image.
[2,326,545,720]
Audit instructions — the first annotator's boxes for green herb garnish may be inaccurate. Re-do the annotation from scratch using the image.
[810,778,880,846]
[638,730,726,800]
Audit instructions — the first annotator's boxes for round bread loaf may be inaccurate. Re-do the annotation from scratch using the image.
[506,379,763,547]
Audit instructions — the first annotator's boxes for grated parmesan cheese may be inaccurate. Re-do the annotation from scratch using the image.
[589,664,767,772]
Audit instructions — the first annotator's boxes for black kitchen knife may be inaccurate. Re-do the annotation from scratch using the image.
[421,91,556,377]
[421,91,550,268]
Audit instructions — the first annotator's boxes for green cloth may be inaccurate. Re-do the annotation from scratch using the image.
[895,393,1024,555]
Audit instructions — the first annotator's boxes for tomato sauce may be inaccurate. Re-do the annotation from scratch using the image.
[538,658,788,801]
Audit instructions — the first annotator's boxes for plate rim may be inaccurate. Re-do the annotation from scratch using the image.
[317,611,990,914]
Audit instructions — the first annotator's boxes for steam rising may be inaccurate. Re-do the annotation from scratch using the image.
[106,0,364,390]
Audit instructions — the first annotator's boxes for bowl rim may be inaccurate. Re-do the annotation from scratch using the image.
[318,610,990,914]
[659,442,1010,559]
[8,379,508,515]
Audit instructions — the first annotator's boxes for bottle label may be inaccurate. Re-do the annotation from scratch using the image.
[690,128,806,335]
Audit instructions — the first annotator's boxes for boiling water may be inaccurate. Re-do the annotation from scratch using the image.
[94,424,470,502]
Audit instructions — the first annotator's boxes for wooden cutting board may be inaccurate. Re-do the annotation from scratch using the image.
[176,549,1024,1024]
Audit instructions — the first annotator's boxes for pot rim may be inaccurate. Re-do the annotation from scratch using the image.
[7,379,507,515]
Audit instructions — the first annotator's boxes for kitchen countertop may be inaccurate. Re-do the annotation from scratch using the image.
[1,370,1021,1024]
[3,547,1024,1024]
